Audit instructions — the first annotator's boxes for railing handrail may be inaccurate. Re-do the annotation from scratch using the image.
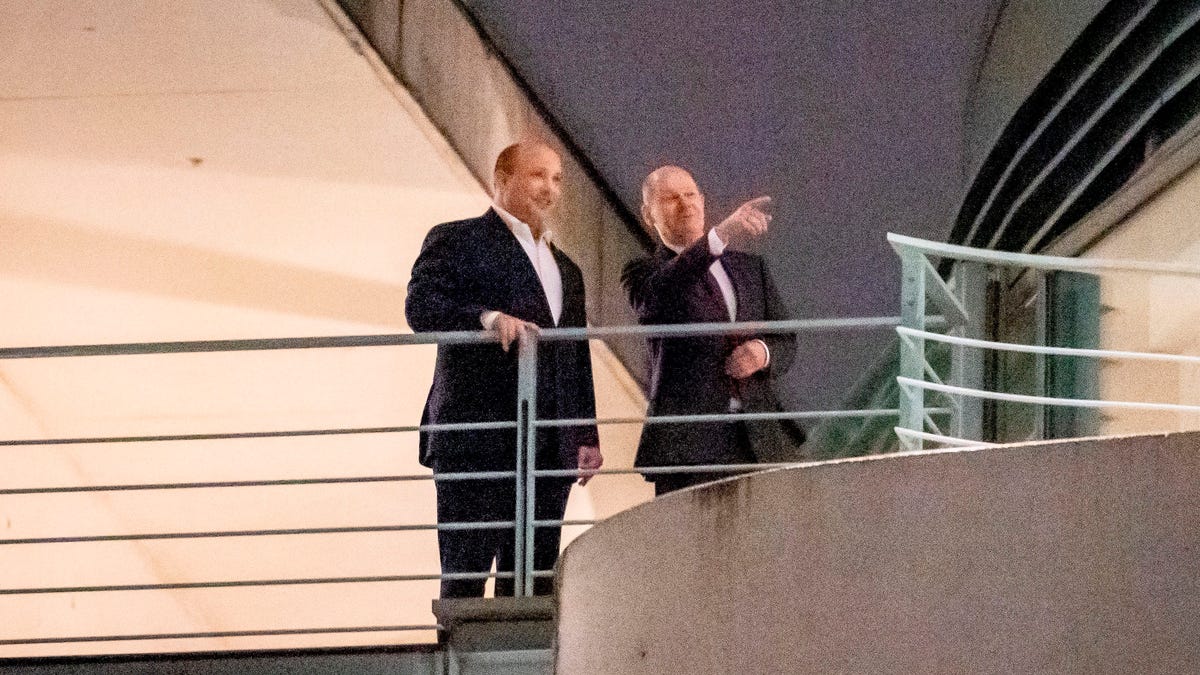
[0,317,901,360]
[897,326,1200,365]
[888,232,1200,278]
[1,315,903,651]
[0,625,444,647]
[898,376,1200,413]
[1,407,922,447]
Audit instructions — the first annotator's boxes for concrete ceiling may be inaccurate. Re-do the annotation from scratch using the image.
[460,0,1006,407]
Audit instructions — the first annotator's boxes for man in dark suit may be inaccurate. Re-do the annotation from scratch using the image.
[406,141,602,598]
[622,165,804,496]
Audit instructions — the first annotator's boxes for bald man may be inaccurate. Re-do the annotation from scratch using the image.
[622,166,804,496]
[407,141,602,597]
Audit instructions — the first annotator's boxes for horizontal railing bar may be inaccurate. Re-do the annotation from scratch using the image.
[0,408,960,493]
[1,410,954,447]
[536,317,902,341]
[898,326,1200,365]
[13,441,978,492]
[536,519,598,527]
[533,461,809,478]
[891,427,999,448]
[888,232,1200,278]
[0,421,517,447]
[536,408,927,428]
[0,522,516,546]
[0,318,900,360]
[0,476,413,496]
[7,458,871,497]
[0,572,513,596]
[0,470,527,496]
[0,625,442,647]
[898,376,1200,412]
[0,332,495,360]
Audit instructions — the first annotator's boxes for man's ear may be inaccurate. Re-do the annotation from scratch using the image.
[640,202,654,229]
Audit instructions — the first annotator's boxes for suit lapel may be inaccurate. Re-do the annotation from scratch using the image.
[483,209,555,326]
[662,245,734,321]
[723,254,753,322]
[551,246,578,326]
[655,245,676,266]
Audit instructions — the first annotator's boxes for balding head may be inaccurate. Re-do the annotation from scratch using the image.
[493,140,563,235]
[494,140,555,180]
[641,165,691,204]
[641,165,706,248]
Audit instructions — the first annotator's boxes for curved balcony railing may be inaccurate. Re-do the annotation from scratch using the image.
[890,231,1200,450]
[10,232,1194,654]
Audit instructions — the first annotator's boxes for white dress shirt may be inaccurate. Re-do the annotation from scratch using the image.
[481,205,563,328]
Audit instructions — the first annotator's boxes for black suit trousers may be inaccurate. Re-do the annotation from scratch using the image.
[432,455,573,598]
[652,421,756,496]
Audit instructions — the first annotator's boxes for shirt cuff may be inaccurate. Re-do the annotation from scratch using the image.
[707,228,727,256]
[480,310,500,330]
[753,339,771,368]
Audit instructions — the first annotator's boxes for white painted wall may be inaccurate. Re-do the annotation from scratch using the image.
[1084,159,1200,435]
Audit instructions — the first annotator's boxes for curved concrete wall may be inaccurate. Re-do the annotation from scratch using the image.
[965,0,1108,184]
[556,432,1200,673]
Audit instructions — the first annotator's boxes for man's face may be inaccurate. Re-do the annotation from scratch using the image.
[495,145,563,229]
[643,169,705,248]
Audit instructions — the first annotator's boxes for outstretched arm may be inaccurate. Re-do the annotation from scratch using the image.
[623,195,773,321]
[621,238,715,322]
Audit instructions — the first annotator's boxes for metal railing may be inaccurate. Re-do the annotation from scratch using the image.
[10,233,1194,651]
[890,232,1200,450]
[0,317,904,651]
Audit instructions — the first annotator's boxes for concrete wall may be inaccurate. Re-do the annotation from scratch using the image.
[556,432,1200,673]
[964,0,1109,185]
[1084,153,1200,436]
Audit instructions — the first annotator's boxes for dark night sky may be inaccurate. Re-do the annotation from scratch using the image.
[462,0,1002,408]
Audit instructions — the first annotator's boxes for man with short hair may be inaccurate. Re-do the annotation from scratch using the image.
[407,140,602,597]
[622,165,804,496]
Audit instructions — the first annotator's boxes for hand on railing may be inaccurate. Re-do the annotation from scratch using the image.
[576,445,603,486]
[490,312,540,352]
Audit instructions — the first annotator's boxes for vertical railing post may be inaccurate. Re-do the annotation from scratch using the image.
[515,330,538,597]
[1032,270,1049,441]
[950,261,987,441]
[898,247,927,449]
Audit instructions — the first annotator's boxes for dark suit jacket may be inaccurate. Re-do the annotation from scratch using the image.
[406,209,599,472]
[621,236,805,470]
